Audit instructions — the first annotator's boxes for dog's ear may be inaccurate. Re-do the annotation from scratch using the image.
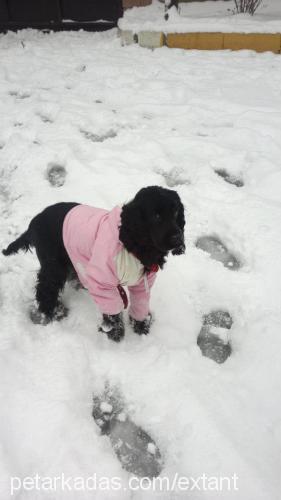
[119,200,149,252]
[120,200,144,232]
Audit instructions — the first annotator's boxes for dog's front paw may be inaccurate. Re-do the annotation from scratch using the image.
[129,313,153,336]
[99,313,125,342]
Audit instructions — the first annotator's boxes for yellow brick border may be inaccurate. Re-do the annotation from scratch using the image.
[166,32,224,50]
[223,33,280,53]
[119,28,281,53]
[166,32,281,53]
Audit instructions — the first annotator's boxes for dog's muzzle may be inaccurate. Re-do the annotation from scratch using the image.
[170,232,185,255]
[171,243,185,255]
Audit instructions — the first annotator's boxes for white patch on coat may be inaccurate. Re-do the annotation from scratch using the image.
[75,262,89,290]
[76,262,87,279]
[115,248,144,286]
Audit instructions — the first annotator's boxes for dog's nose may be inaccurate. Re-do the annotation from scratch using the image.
[170,233,183,247]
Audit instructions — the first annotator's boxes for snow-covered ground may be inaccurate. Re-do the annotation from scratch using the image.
[1,28,281,499]
[119,0,281,33]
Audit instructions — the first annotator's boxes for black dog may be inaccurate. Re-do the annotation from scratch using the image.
[3,186,185,340]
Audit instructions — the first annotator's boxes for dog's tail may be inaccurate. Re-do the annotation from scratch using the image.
[2,230,32,256]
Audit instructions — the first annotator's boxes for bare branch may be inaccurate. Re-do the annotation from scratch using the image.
[233,0,262,15]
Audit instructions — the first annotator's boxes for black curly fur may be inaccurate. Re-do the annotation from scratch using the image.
[119,186,185,270]
[2,231,31,256]
[2,202,78,319]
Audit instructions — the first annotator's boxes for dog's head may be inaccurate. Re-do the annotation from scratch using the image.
[119,186,185,267]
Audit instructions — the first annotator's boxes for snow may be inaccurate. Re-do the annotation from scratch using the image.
[209,326,230,343]
[119,0,281,33]
[147,443,157,455]
[100,402,113,414]
[0,27,281,499]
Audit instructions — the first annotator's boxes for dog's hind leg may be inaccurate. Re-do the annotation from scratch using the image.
[30,261,69,324]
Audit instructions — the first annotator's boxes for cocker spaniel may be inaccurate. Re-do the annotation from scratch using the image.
[3,186,185,341]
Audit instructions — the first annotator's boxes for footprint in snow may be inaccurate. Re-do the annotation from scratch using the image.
[157,167,190,188]
[197,310,232,364]
[9,90,31,100]
[215,168,244,188]
[92,386,162,478]
[46,163,67,187]
[80,129,117,143]
[37,112,53,124]
[196,235,241,270]
[76,64,86,72]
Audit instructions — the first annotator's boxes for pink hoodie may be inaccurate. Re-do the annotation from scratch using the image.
[62,204,157,321]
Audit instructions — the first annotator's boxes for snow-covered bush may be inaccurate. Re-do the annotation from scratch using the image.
[233,0,262,15]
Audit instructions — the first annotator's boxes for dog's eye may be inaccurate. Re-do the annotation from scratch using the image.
[154,213,161,222]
